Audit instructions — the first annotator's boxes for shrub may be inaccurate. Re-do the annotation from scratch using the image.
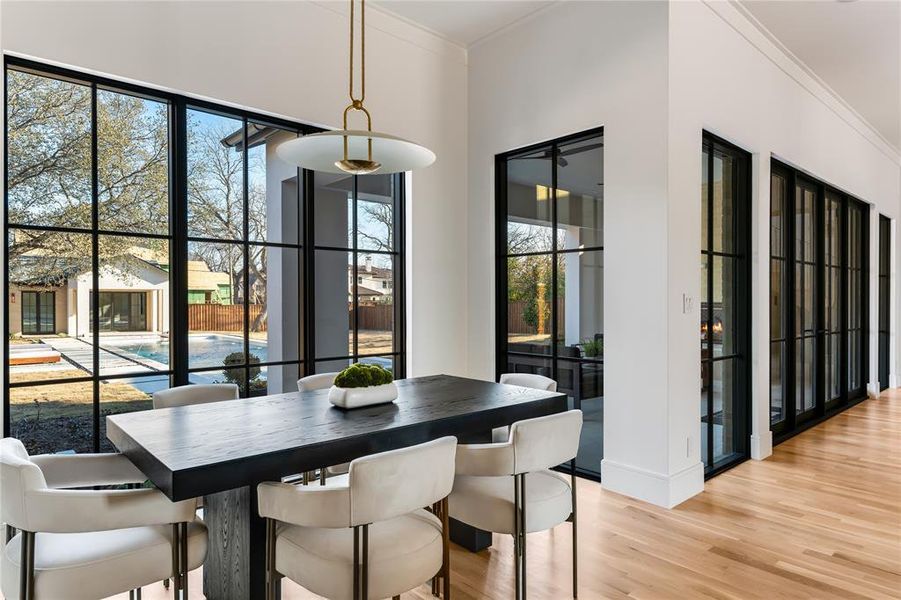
[334,363,393,388]
[222,352,262,389]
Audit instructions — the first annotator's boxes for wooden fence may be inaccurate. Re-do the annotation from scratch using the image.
[508,300,565,334]
[188,303,395,332]
[188,304,266,332]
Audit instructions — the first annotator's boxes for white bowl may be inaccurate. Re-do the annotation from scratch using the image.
[328,381,398,409]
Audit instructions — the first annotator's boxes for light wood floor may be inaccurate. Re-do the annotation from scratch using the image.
[117,390,901,599]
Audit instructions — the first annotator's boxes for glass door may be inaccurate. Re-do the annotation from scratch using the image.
[823,191,843,410]
[793,177,818,423]
[700,133,751,476]
[879,215,890,391]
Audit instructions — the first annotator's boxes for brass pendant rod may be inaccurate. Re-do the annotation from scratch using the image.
[342,0,374,165]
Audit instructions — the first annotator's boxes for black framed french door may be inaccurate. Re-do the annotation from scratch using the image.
[699,132,751,477]
[769,159,869,441]
[878,215,890,391]
[495,127,604,480]
[21,291,56,335]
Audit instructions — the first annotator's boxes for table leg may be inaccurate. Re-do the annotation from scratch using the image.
[203,486,268,600]
[449,429,494,552]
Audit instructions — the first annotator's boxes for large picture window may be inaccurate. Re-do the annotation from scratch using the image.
[4,58,406,455]
[495,128,604,479]
[769,159,868,441]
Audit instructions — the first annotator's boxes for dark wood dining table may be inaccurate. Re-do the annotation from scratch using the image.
[106,374,568,600]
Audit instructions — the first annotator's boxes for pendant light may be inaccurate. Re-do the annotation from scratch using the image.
[277,0,436,175]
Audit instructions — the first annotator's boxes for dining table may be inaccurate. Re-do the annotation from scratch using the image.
[106,373,568,600]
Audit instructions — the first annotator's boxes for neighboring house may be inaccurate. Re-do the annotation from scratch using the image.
[348,255,393,304]
[9,248,232,337]
[187,260,233,305]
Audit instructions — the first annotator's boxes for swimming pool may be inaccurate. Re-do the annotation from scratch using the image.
[109,334,269,368]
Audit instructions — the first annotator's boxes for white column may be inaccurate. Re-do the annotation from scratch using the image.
[867,207,881,397]
[751,151,773,459]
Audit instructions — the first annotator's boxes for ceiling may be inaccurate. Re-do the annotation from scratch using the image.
[371,1,555,47]
[372,0,899,155]
[739,0,900,153]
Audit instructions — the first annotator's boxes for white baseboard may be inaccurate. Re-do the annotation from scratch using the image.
[600,459,704,508]
[867,382,880,399]
[750,431,773,460]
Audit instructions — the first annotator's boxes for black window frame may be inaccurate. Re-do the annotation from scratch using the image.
[769,158,869,443]
[700,131,752,478]
[3,56,406,453]
[495,126,604,481]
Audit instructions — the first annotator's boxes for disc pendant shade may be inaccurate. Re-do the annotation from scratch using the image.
[277,130,436,175]
[276,0,436,175]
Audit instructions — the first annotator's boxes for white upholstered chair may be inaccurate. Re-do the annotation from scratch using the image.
[493,373,559,442]
[152,383,239,409]
[0,437,207,600]
[297,372,339,393]
[297,372,349,484]
[449,410,582,599]
[258,436,457,600]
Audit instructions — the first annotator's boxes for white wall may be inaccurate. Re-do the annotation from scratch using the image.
[467,0,901,508]
[466,1,698,506]
[0,0,469,377]
[668,1,901,463]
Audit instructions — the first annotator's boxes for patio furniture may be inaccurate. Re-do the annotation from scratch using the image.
[0,437,207,600]
[105,374,567,599]
[449,410,583,600]
[257,436,456,600]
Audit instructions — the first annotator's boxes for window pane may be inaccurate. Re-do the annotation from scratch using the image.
[556,250,603,357]
[700,256,709,359]
[507,254,553,355]
[7,69,92,229]
[770,174,785,257]
[189,369,245,396]
[556,134,604,250]
[8,229,94,375]
[702,148,709,252]
[504,355,551,380]
[770,341,784,424]
[187,109,244,240]
[712,151,734,253]
[10,382,94,454]
[97,89,169,235]
[253,245,300,362]
[712,359,735,463]
[247,123,300,244]
[316,358,352,374]
[770,259,783,339]
[96,236,169,375]
[315,250,353,358]
[99,374,167,452]
[506,149,553,254]
[357,254,394,356]
[712,255,735,357]
[557,358,603,473]
[357,175,394,251]
[314,171,353,248]
[257,363,301,397]
[188,241,245,369]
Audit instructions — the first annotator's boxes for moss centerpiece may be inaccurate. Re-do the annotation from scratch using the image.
[328,364,398,409]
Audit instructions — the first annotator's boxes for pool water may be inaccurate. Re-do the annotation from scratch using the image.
[111,335,269,367]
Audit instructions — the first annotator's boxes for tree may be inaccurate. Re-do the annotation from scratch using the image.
[7,70,169,276]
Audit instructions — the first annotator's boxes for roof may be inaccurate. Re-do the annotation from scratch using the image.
[356,285,383,297]
[187,260,231,291]
[349,264,393,280]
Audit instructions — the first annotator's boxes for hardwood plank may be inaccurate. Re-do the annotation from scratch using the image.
[110,390,901,599]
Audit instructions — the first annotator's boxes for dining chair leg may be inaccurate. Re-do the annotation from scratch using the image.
[353,525,361,600]
[320,469,327,485]
[179,522,189,599]
[362,523,370,600]
[430,502,440,597]
[171,524,180,600]
[513,474,521,600]
[19,530,34,600]
[521,474,527,600]
[265,518,272,600]
[571,459,578,599]
[441,496,451,599]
